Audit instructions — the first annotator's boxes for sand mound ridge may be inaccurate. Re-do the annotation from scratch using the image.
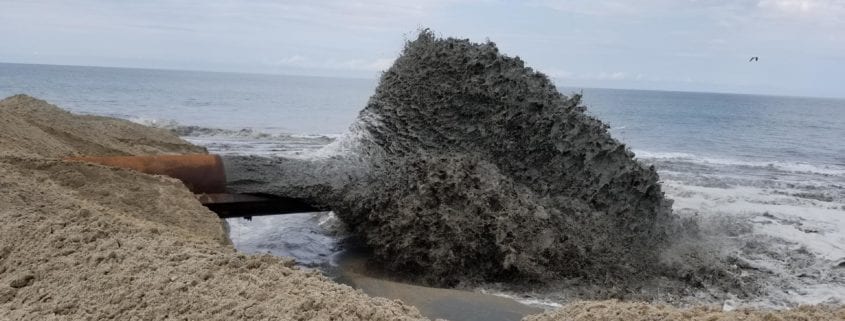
[0,95,428,320]
[0,94,205,158]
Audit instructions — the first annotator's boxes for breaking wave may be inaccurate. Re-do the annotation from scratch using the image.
[127,117,338,157]
[635,150,845,177]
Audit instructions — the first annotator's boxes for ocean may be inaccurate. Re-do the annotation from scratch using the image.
[2,62,843,308]
[3,63,843,166]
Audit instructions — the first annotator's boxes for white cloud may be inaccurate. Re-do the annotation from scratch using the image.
[243,0,473,31]
[756,0,845,25]
[533,0,844,26]
[528,0,647,16]
[1,0,842,96]
[759,0,824,13]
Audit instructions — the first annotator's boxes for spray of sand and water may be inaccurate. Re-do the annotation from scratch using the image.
[224,31,749,296]
[222,32,845,311]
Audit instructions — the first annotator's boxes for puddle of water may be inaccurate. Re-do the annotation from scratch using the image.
[226,212,543,321]
[335,250,543,321]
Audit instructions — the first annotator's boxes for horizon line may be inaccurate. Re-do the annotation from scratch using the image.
[2,61,843,101]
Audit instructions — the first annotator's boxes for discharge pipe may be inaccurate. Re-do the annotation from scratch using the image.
[65,154,321,218]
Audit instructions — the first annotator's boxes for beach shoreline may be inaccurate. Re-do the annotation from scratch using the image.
[0,94,842,320]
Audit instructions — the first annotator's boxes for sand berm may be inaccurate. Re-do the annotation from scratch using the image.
[0,94,427,320]
[0,95,842,319]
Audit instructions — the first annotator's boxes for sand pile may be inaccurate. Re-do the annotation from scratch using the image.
[226,31,678,285]
[0,94,206,157]
[524,300,845,321]
[0,95,428,320]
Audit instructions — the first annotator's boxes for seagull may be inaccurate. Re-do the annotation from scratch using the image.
[749,56,759,62]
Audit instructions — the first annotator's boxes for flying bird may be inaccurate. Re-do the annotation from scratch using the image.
[749,56,759,62]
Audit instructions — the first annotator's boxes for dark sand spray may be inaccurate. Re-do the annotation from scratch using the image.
[226,33,845,307]
[225,31,687,287]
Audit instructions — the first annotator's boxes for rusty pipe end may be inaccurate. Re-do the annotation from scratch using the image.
[66,154,226,194]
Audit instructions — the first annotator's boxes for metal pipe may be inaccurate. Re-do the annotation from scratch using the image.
[197,193,322,218]
[66,154,227,194]
[65,154,323,218]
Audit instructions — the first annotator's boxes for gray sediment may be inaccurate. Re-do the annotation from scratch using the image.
[225,31,681,286]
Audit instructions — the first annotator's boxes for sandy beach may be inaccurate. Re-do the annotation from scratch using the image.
[1,94,843,320]
[0,94,427,320]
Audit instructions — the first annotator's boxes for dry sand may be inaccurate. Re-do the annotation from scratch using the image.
[0,95,427,320]
[0,94,206,158]
[0,94,842,321]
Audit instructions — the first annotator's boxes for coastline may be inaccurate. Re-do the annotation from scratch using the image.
[0,95,427,320]
[0,94,842,320]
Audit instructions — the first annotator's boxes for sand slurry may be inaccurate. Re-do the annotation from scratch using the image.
[225,31,678,287]
[0,95,427,320]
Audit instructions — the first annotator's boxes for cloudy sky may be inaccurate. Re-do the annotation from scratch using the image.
[1,0,843,97]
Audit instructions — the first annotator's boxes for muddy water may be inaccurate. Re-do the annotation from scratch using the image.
[335,250,543,321]
[226,213,543,321]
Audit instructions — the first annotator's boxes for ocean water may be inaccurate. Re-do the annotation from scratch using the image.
[0,62,372,135]
[2,62,844,307]
[3,63,843,167]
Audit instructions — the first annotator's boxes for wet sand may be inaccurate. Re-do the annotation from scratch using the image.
[335,250,543,321]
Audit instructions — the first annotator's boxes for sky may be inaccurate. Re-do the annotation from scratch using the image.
[1,0,843,98]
